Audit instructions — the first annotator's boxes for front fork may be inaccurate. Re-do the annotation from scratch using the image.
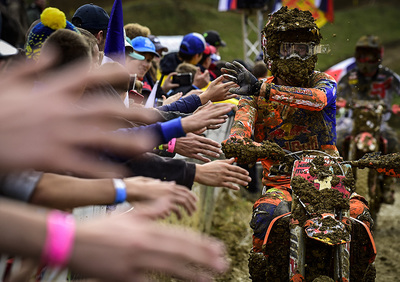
[289,224,305,278]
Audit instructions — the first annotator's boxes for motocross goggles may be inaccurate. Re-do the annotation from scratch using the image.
[279,42,330,60]
[355,51,381,64]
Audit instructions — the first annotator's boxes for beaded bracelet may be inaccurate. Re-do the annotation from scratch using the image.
[41,210,75,268]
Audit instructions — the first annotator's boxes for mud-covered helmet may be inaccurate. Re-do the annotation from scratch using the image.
[355,35,383,77]
[261,6,324,86]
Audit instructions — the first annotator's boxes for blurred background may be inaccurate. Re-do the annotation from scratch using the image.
[41,0,400,75]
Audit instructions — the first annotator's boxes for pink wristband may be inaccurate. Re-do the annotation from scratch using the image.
[167,138,176,153]
[41,210,75,268]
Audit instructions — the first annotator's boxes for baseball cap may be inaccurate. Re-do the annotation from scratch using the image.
[203,30,226,47]
[72,4,109,30]
[148,34,168,53]
[131,36,160,57]
[179,32,206,55]
[203,44,216,56]
[125,37,144,60]
[203,44,221,62]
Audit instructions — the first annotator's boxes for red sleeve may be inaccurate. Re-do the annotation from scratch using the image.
[263,75,328,111]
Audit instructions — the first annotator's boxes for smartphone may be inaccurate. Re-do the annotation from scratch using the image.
[172,73,193,86]
[129,90,144,104]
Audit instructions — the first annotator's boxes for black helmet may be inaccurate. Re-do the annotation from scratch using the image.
[355,35,383,77]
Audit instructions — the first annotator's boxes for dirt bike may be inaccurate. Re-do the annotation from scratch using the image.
[340,99,389,224]
[222,138,400,281]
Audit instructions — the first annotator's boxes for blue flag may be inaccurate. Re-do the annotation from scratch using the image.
[103,0,125,65]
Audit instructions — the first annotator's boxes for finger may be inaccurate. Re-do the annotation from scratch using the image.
[207,117,228,127]
[221,175,250,187]
[210,75,224,86]
[42,147,130,178]
[196,126,208,132]
[78,130,155,158]
[221,71,237,81]
[225,61,243,74]
[195,138,222,152]
[0,51,57,88]
[197,135,222,148]
[232,60,247,72]
[143,255,215,282]
[132,228,229,277]
[221,68,236,77]
[170,204,183,220]
[229,87,240,94]
[225,93,239,100]
[193,128,207,135]
[207,124,222,130]
[195,146,222,157]
[208,103,235,114]
[224,62,236,70]
[175,186,198,208]
[197,149,221,159]
[193,144,221,157]
[220,182,241,191]
[226,163,250,175]
[190,154,212,163]
[223,81,238,88]
[171,193,197,216]
[167,71,178,77]
[134,198,174,220]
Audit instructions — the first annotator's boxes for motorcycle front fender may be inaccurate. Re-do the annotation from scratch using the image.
[354,132,378,152]
[304,213,351,245]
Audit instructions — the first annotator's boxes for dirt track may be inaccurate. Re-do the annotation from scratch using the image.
[374,183,400,281]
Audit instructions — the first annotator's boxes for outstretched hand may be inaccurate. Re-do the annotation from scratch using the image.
[194,158,251,190]
[175,133,223,163]
[69,199,229,281]
[193,67,210,89]
[221,61,260,96]
[181,102,235,133]
[162,92,183,105]
[199,75,238,104]
[124,177,198,220]
[0,57,156,178]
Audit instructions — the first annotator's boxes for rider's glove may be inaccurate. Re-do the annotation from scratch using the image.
[221,61,262,96]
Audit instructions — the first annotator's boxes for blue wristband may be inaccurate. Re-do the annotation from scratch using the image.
[160,117,186,142]
[112,179,127,204]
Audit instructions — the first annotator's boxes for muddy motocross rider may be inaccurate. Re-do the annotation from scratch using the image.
[336,35,400,204]
[222,6,374,280]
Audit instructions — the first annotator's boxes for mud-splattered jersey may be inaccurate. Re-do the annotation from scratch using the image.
[337,66,400,110]
[227,71,338,186]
